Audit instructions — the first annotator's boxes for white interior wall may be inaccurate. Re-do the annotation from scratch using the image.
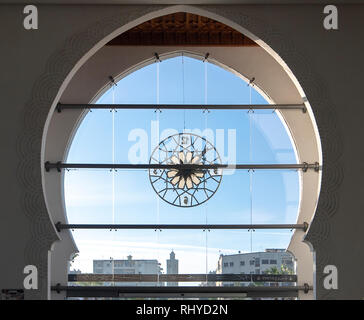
[1,3,362,299]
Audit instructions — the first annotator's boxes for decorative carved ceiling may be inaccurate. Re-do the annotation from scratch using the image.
[107,12,258,46]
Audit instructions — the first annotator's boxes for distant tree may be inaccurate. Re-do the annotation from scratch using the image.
[265,265,294,300]
[266,265,293,275]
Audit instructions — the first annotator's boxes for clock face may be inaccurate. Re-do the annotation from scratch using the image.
[149,133,222,207]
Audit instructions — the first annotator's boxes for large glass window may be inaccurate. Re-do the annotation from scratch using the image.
[65,55,299,294]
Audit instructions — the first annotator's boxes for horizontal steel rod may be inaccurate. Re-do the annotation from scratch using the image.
[52,285,312,298]
[45,162,320,172]
[68,273,297,283]
[57,103,306,112]
[56,222,308,231]
[54,285,308,293]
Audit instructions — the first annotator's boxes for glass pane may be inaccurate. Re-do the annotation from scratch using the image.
[65,169,253,225]
[64,169,113,224]
[67,110,113,163]
[251,110,297,164]
[157,229,206,287]
[252,170,300,225]
[70,229,160,285]
[210,230,295,287]
[107,63,157,104]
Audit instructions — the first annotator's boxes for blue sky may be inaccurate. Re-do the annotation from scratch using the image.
[65,56,299,275]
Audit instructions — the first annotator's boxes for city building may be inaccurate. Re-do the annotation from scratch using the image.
[166,251,179,286]
[93,255,163,287]
[216,249,294,287]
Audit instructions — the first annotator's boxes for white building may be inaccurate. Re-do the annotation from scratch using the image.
[216,249,294,286]
[93,255,163,286]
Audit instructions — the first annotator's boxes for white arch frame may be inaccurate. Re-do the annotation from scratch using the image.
[41,5,322,300]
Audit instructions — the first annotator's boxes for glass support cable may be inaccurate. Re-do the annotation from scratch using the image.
[111,83,116,286]
[182,53,186,131]
[156,60,161,287]
[249,82,254,253]
[204,60,208,285]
